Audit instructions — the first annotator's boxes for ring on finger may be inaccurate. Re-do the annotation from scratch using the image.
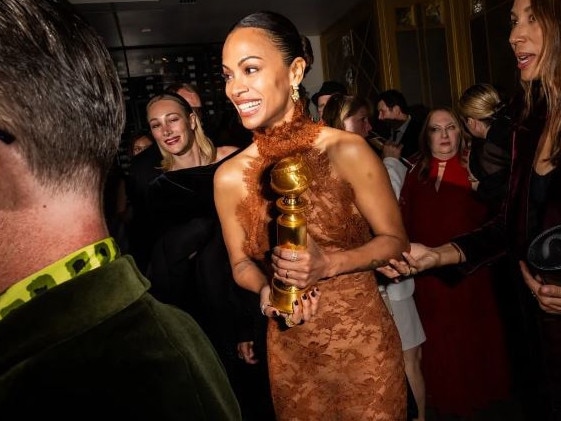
[284,314,296,328]
[410,267,418,276]
[290,251,298,261]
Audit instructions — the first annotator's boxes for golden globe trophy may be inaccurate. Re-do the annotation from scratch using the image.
[269,154,312,313]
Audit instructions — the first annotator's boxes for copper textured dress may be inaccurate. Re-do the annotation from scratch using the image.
[236,108,406,420]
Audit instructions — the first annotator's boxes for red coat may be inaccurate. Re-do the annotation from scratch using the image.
[400,154,511,416]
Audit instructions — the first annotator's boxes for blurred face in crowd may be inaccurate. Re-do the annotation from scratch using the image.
[176,87,203,120]
[376,100,405,129]
[427,110,461,160]
[343,106,372,138]
[132,135,153,156]
[222,27,303,130]
[509,0,543,81]
[317,94,332,119]
[148,99,196,156]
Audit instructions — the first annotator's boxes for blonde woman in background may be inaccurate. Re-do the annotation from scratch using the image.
[458,83,512,214]
[144,93,276,420]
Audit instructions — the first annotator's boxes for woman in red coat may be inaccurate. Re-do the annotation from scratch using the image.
[399,108,511,417]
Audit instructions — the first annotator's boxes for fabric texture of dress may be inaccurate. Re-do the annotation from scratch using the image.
[236,106,406,420]
[400,154,511,416]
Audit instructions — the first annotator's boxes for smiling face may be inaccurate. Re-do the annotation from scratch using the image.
[147,99,196,157]
[222,27,304,130]
[426,110,461,160]
[509,0,544,81]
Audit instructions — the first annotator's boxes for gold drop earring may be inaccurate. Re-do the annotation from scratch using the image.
[291,84,300,102]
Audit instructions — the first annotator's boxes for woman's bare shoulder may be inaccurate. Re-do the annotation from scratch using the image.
[216,145,240,161]
[317,126,372,157]
[215,144,256,186]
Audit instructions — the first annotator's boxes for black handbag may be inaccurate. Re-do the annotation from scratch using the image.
[527,224,561,286]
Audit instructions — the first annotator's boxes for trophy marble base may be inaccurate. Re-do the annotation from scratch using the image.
[271,279,310,314]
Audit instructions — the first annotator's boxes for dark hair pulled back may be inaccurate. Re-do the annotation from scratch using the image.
[229,11,314,73]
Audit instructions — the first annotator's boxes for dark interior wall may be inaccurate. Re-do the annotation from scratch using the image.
[469,0,518,99]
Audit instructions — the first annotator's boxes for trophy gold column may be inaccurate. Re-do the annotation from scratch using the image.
[270,154,312,313]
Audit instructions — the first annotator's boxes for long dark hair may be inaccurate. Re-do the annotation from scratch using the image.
[520,0,561,165]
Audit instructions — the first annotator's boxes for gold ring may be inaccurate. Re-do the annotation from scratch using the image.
[410,267,418,276]
[290,251,298,261]
[284,315,296,327]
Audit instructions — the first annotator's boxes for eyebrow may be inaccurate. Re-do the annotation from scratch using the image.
[0,129,15,144]
[234,55,263,68]
[149,112,182,122]
[430,123,456,128]
[511,5,533,16]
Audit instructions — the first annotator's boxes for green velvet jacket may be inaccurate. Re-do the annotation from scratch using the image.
[0,256,242,420]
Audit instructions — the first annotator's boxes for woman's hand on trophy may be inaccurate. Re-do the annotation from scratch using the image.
[287,287,321,326]
[272,235,330,289]
[259,283,321,327]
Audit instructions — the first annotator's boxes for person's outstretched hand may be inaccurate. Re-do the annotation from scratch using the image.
[377,242,440,280]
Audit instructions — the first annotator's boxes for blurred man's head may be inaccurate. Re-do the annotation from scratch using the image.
[376,89,409,128]
[311,81,347,119]
[0,0,124,196]
[165,82,203,120]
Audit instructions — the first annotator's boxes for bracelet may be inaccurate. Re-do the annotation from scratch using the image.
[450,242,463,264]
[260,302,271,316]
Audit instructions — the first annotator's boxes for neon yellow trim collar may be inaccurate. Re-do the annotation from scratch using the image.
[0,238,119,320]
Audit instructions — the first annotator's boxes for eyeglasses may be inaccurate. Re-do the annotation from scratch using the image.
[0,129,15,144]
[428,124,458,137]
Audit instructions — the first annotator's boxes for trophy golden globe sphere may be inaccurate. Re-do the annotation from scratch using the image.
[270,154,312,200]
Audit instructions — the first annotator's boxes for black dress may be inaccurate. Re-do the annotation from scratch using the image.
[468,114,513,215]
[146,151,274,421]
[146,152,244,346]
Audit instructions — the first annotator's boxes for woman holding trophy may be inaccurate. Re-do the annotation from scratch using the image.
[215,11,410,419]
